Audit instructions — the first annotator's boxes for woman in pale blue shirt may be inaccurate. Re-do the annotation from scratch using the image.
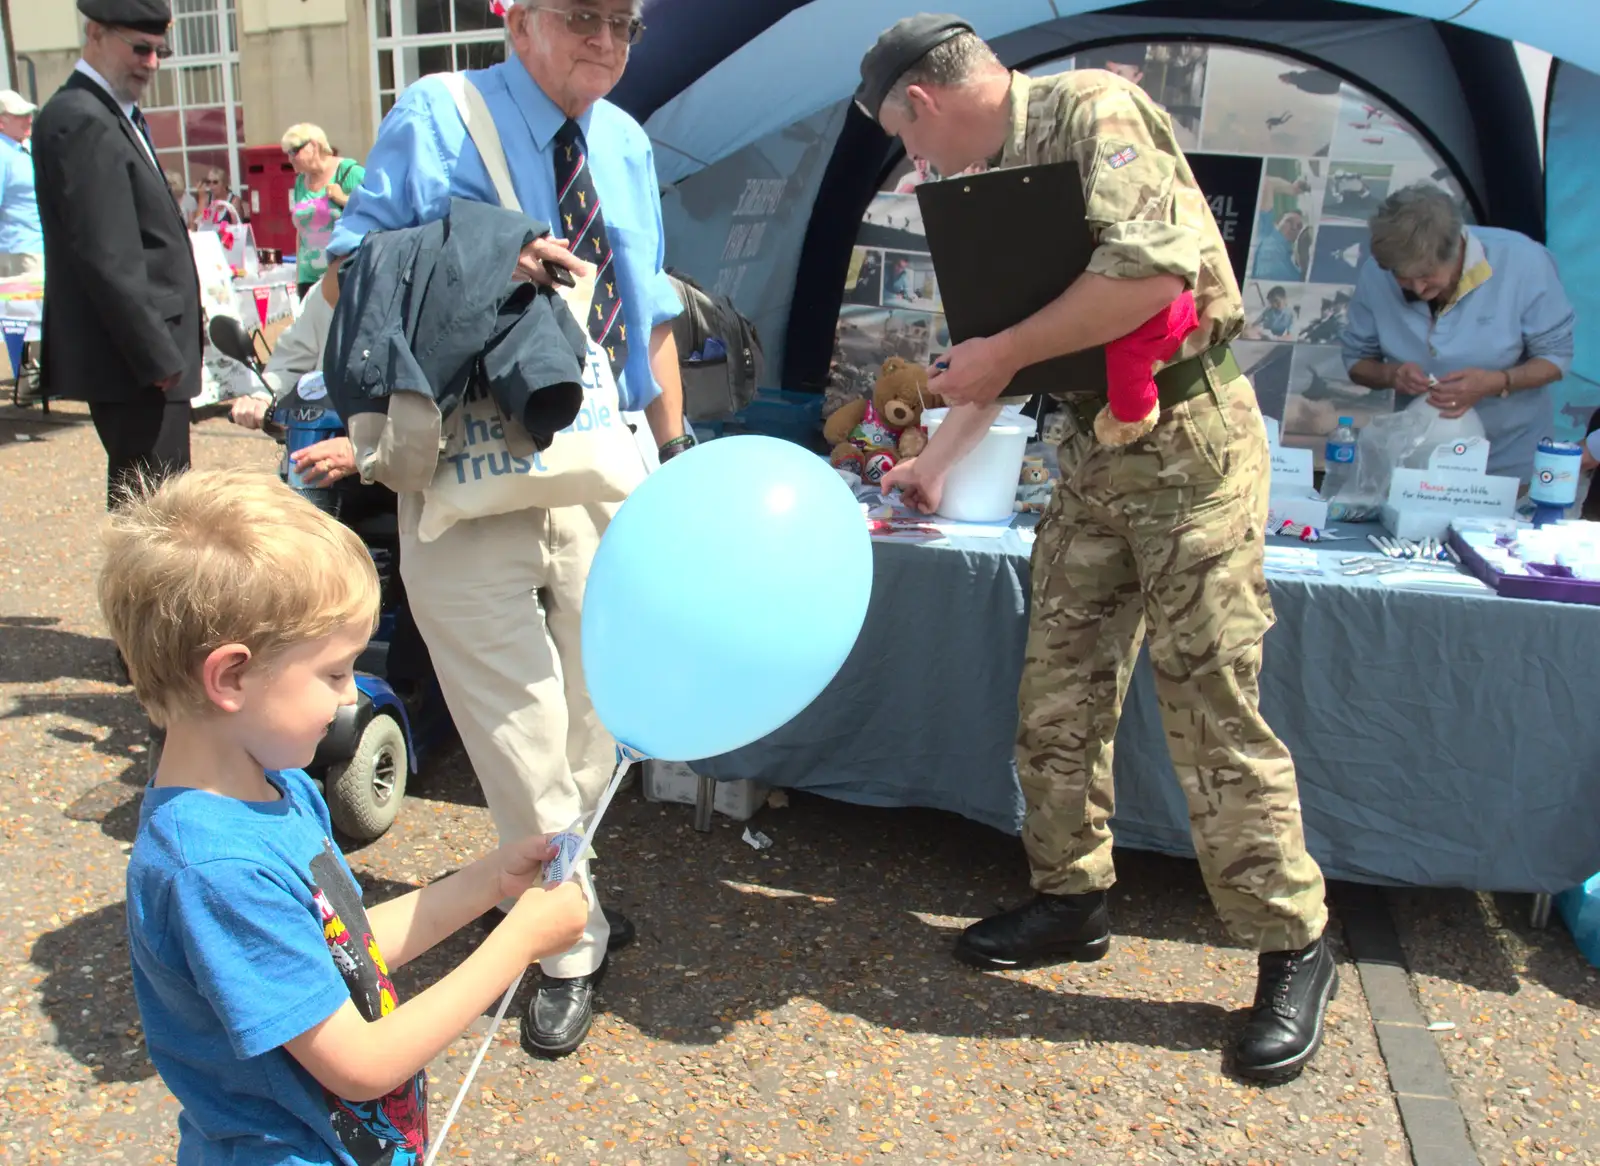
[1340,185,1574,483]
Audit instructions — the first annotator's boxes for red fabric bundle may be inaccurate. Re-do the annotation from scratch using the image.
[1094,291,1202,446]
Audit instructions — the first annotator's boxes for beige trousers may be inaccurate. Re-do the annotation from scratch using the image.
[397,493,618,979]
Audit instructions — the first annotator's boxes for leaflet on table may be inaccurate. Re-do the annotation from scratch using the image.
[863,500,1016,542]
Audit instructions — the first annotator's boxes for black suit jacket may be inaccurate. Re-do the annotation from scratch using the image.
[32,71,203,403]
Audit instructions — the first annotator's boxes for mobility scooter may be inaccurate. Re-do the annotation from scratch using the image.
[208,315,451,842]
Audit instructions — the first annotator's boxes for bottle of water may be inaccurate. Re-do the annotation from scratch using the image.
[1322,416,1358,500]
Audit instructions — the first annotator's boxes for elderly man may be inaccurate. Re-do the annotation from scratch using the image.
[33,0,202,507]
[1343,184,1574,484]
[866,16,1333,1084]
[0,90,42,278]
[326,0,685,1059]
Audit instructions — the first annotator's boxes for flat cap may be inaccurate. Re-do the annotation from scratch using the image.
[78,0,172,37]
[855,13,974,122]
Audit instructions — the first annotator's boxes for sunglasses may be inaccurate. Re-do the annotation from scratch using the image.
[526,6,646,47]
[108,27,173,60]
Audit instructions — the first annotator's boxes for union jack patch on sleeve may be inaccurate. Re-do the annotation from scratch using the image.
[1108,146,1138,168]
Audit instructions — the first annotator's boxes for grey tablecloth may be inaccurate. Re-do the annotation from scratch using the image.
[694,526,1600,893]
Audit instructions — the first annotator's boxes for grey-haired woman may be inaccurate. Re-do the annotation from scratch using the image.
[1341,184,1575,483]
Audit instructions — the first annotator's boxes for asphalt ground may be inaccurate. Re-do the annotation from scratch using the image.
[1,400,1596,1164]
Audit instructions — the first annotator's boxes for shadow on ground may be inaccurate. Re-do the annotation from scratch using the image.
[0,616,124,686]
[28,876,428,1085]
[382,788,1267,1067]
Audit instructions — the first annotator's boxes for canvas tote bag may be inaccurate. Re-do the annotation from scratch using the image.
[415,73,646,543]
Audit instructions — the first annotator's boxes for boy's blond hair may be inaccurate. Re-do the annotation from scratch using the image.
[98,470,381,728]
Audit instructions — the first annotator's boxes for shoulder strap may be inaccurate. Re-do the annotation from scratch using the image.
[437,72,522,213]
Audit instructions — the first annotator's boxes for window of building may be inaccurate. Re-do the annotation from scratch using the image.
[370,0,507,128]
[144,0,243,197]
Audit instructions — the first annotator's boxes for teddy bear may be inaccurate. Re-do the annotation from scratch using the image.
[1093,291,1202,447]
[1015,456,1054,514]
[824,357,944,486]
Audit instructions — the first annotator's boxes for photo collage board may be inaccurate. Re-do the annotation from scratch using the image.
[827,42,1472,463]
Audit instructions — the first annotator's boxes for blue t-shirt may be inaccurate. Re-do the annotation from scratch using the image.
[127,768,428,1165]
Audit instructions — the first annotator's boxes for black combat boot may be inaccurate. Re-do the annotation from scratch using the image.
[1233,934,1338,1084]
[954,891,1111,970]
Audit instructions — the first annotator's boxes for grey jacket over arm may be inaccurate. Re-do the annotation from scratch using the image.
[324,197,589,491]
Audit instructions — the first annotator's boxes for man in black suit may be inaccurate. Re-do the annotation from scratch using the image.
[33,0,203,508]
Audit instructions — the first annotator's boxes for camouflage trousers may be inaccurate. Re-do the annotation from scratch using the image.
[1018,370,1327,952]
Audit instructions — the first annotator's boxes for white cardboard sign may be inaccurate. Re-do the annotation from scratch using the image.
[1386,468,1519,516]
[1426,435,1491,477]
[1264,417,1316,492]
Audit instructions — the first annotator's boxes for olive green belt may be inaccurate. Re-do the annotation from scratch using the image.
[1057,344,1242,436]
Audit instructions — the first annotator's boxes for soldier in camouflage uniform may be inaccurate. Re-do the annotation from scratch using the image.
[860,15,1334,1084]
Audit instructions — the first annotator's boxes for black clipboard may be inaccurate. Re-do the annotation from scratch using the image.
[915,161,1105,397]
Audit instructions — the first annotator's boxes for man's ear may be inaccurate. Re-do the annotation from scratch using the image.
[905,84,938,121]
[201,644,254,714]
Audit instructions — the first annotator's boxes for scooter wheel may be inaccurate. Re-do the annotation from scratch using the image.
[326,714,408,842]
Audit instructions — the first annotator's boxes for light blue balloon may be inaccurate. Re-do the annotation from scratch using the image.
[582,435,873,762]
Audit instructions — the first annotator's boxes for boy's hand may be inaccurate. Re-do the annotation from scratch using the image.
[496,834,561,900]
[500,880,589,963]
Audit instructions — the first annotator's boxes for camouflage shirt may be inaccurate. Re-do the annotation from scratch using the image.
[996,69,1243,368]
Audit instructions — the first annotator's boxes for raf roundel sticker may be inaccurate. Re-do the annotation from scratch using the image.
[1540,469,1555,485]
[1453,443,1468,456]
[1108,146,1138,169]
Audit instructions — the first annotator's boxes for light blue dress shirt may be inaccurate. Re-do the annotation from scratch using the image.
[1340,226,1576,482]
[0,134,42,256]
[329,62,682,413]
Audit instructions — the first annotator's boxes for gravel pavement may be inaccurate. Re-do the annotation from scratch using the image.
[0,402,1596,1164]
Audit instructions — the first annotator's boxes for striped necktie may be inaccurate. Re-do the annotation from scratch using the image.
[554,119,627,381]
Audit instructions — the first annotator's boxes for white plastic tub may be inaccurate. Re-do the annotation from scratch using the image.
[922,406,1034,522]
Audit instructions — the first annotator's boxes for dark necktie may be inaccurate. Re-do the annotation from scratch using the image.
[553,119,627,381]
[129,105,157,163]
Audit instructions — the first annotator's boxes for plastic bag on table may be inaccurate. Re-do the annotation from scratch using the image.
[1322,400,1487,523]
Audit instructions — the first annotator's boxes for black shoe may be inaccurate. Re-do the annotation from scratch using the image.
[953,892,1112,970]
[521,960,605,1058]
[484,904,635,953]
[603,907,635,952]
[1233,935,1339,1084]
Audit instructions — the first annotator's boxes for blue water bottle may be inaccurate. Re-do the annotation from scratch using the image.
[1322,416,1358,500]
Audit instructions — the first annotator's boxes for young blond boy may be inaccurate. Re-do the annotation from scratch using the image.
[101,468,588,1164]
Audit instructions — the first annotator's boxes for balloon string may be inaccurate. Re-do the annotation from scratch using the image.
[425,968,524,1166]
[424,751,638,1162]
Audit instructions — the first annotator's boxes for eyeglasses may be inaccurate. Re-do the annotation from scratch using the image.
[108,27,173,60]
[526,6,646,47]
[285,141,309,157]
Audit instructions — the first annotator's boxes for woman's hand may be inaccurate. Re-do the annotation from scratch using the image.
[1393,362,1432,396]
[290,437,358,486]
[1428,368,1503,419]
[515,236,593,287]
